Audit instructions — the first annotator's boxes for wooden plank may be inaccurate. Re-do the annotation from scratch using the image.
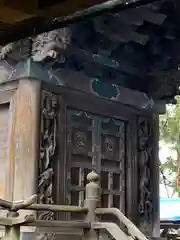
[55,96,67,219]
[25,220,90,228]
[42,82,151,119]
[0,0,109,24]
[0,5,34,23]
[126,117,138,224]
[0,0,162,44]
[8,79,41,216]
[3,0,37,13]
[36,226,83,234]
[160,222,180,229]
[151,115,160,237]
[0,104,10,200]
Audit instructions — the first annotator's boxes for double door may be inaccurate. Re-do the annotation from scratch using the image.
[65,108,126,214]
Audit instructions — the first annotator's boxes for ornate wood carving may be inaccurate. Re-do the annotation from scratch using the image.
[0,27,71,62]
[36,90,58,240]
[0,6,179,103]
[138,117,153,235]
[38,90,58,220]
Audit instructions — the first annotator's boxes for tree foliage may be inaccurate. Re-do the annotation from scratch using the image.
[160,96,180,196]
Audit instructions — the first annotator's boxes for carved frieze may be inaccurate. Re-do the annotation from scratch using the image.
[38,90,58,220]
[138,117,153,235]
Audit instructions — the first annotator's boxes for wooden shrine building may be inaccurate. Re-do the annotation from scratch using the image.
[0,0,180,239]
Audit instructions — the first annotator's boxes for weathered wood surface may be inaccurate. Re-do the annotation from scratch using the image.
[151,115,160,237]
[0,104,9,200]
[7,79,41,212]
[41,81,159,237]
[12,79,40,202]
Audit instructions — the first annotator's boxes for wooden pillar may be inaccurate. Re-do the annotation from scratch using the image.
[8,78,41,207]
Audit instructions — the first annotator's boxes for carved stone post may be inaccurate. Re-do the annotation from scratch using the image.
[83,171,100,240]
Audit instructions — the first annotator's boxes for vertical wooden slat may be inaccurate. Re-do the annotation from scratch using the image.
[55,96,66,220]
[151,115,160,237]
[56,97,67,204]
[108,172,113,208]
[79,168,84,206]
[126,117,138,222]
[0,104,10,201]
[8,79,41,207]
[7,96,16,202]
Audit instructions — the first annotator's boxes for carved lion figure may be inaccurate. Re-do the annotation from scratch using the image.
[0,27,71,62]
[32,27,71,62]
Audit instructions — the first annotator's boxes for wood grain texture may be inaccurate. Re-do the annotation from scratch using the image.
[0,104,9,199]
[42,82,145,224]
[151,115,160,237]
[8,79,41,207]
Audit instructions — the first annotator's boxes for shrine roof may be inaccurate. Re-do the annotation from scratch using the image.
[0,0,180,103]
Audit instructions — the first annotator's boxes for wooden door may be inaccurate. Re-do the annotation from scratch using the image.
[65,108,126,216]
[39,86,158,232]
[41,87,139,221]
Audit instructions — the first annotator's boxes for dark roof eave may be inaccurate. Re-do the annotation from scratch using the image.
[0,0,163,44]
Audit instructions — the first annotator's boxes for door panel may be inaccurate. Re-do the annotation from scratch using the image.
[66,108,126,216]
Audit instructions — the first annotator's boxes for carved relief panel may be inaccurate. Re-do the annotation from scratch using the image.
[138,117,153,235]
[66,109,126,217]
[38,90,58,220]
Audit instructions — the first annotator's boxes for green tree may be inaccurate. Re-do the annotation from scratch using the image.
[160,96,180,196]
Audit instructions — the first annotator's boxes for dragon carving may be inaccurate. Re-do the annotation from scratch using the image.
[36,91,58,240]
[138,117,153,235]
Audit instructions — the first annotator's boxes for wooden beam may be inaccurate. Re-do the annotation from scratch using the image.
[0,0,163,44]
[0,5,34,23]
[25,220,90,228]
[3,0,37,13]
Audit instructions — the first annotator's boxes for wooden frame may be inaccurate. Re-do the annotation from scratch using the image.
[42,82,149,223]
